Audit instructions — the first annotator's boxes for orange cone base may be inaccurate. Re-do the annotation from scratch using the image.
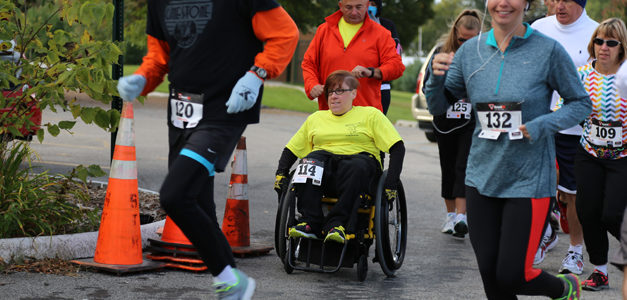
[222,199,250,247]
[71,255,165,274]
[147,253,208,272]
[231,242,273,258]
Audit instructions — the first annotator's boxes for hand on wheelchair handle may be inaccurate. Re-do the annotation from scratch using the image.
[384,188,398,204]
[274,174,288,200]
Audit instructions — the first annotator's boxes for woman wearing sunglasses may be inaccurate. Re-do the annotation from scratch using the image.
[423,9,482,239]
[571,18,627,292]
[274,70,405,243]
[425,0,591,298]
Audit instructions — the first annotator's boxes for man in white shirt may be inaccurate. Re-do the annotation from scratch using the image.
[531,0,597,276]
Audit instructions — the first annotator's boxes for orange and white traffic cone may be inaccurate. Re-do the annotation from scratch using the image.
[222,136,272,257]
[146,216,208,272]
[72,102,162,273]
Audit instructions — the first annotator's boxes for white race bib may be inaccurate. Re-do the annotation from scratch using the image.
[588,119,623,147]
[476,102,522,140]
[170,91,204,129]
[446,100,471,119]
[291,158,324,186]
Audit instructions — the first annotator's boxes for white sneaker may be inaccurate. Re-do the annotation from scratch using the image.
[559,251,584,275]
[452,214,468,238]
[441,213,455,234]
[533,227,558,265]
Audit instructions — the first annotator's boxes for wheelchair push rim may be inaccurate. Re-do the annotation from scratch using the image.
[374,170,407,276]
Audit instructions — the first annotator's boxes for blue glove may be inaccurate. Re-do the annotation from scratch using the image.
[226,71,263,114]
[117,74,146,102]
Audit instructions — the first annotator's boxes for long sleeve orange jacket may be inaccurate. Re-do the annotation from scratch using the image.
[302,10,405,111]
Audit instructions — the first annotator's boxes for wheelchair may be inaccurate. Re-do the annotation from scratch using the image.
[274,169,407,281]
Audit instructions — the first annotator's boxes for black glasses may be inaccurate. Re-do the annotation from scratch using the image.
[458,38,468,43]
[328,88,353,96]
[593,38,621,47]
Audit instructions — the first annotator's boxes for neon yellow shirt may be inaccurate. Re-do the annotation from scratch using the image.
[338,17,363,48]
[286,106,402,167]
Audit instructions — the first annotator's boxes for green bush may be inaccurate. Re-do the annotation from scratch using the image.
[0,140,103,238]
[394,60,422,93]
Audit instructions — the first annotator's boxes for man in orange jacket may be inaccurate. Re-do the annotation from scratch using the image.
[116,1,298,299]
[302,0,405,112]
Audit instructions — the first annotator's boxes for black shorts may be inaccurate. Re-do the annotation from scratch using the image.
[555,133,579,194]
[434,125,473,199]
[168,124,246,172]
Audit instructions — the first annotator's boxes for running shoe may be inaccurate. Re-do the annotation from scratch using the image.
[549,205,561,232]
[214,269,256,300]
[289,222,317,239]
[452,214,468,238]
[324,226,346,244]
[559,251,584,275]
[582,269,609,291]
[554,273,580,300]
[441,213,455,234]
[534,227,558,265]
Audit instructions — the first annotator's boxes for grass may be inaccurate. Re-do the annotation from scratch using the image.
[124,65,415,123]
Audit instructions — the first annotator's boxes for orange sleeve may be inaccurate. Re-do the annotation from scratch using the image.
[134,35,170,95]
[251,6,299,79]
[301,27,324,100]
[377,32,405,82]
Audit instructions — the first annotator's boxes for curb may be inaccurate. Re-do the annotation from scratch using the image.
[0,184,164,263]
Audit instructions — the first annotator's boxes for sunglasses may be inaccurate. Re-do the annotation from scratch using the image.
[328,88,354,96]
[593,38,621,47]
[458,38,468,43]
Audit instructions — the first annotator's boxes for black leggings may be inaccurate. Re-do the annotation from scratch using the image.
[160,156,235,276]
[575,147,627,266]
[296,151,379,234]
[466,187,564,299]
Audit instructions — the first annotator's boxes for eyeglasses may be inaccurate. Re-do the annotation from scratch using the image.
[593,38,621,47]
[458,38,468,43]
[328,88,354,96]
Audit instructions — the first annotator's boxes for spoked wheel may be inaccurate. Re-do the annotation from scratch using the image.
[356,254,368,282]
[275,171,294,259]
[374,171,408,276]
[283,238,295,274]
[277,181,297,263]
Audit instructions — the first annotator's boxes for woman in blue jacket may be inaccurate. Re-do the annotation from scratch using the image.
[425,0,591,298]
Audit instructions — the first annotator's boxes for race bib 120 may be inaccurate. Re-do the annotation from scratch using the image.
[170,91,204,129]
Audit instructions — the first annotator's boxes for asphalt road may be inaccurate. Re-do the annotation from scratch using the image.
[0,95,622,299]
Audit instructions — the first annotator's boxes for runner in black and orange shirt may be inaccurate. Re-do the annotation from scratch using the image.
[116,1,298,299]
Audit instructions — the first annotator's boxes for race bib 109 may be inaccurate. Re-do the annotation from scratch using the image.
[588,119,623,147]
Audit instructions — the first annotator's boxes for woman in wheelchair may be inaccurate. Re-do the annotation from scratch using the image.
[274,70,405,244]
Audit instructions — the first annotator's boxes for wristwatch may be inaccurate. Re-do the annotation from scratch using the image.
[250,65,267,80]
[367,67,375,78]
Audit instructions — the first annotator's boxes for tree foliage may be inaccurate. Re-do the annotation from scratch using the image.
[0,0,123,142]
[278,0,433,51]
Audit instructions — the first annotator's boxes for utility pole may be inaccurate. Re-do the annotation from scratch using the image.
[111,0,124,161]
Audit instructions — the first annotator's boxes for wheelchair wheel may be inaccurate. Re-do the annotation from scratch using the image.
[283,238,295,274]
[277,180,297,262]
[356,254,368,282]
[374,171,407,276]
[275,171,294,259]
